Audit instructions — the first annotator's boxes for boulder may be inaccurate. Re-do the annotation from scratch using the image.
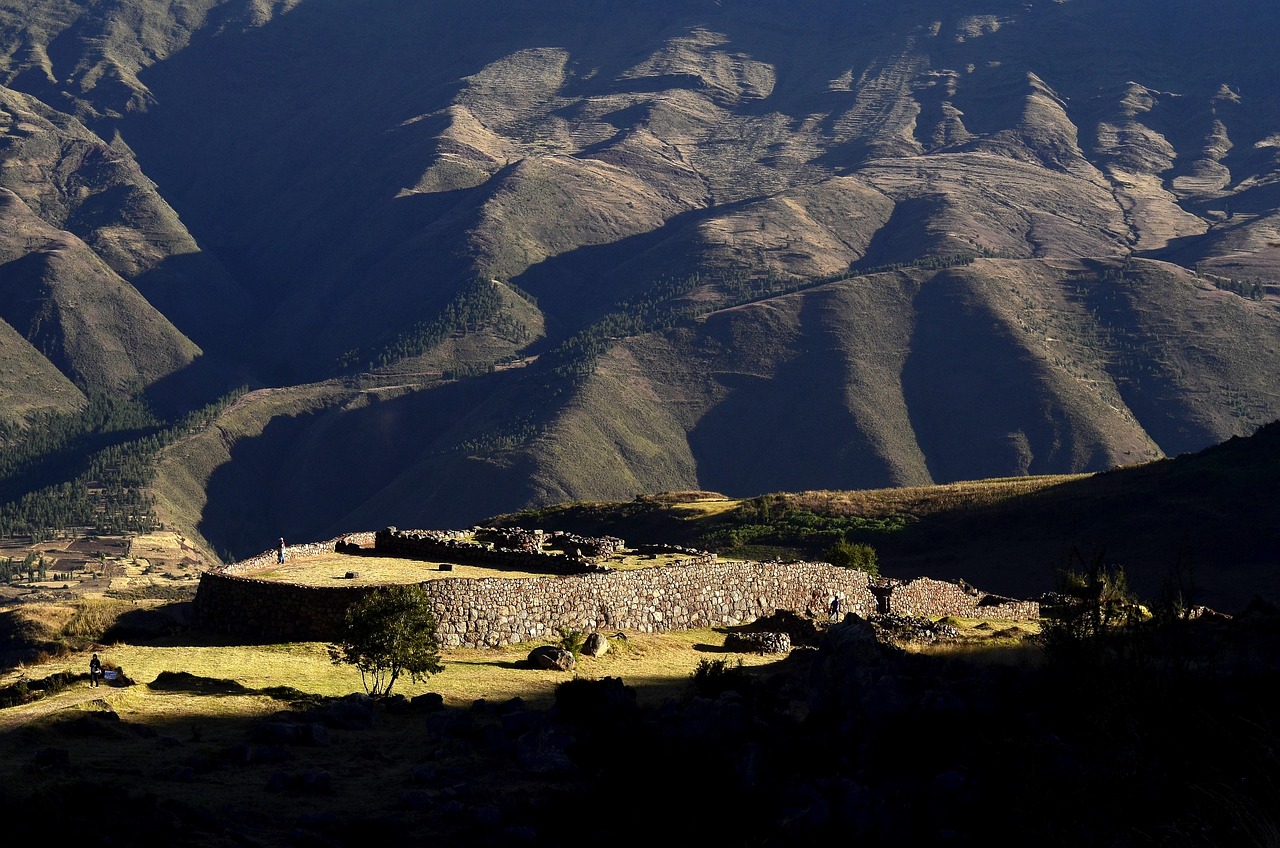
[582,632,610,657]
[553,676,638,728]
[724,631,792,654]
[528,645,576,671]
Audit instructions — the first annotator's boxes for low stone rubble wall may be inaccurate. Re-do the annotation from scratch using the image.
[193,539,1039,646]
[373,527,607,574]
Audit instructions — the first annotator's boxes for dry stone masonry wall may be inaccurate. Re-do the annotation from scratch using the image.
[371,527,612,574]
[193,531,1039,646]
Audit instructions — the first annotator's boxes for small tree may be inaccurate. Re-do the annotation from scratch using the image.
[1040,545,1144,662]
[328,586,443,696]
[824,540,879,577]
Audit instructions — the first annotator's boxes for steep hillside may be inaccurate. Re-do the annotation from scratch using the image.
[2,0,1280,553]
[0,84,254,356]
[489,420,1280,614]
[0,316,86,434]
[0,188,203,395]
[872,419,1280,613]
[154,254,1280,561]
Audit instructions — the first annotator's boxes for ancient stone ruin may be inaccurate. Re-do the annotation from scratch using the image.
[192,527,1041,647]
[368,526,617,575]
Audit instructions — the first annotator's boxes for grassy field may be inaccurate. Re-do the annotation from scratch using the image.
[241,549,708,586]
[0,621,792,846]
[0,606,1042,735]
[0,625,787,726]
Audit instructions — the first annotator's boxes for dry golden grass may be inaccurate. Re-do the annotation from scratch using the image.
[62,597,138,641]
[0,625,783,734]
[900,617,1046,666]
[669,498,743,517]
[781,475,1090,519]
[242,550,704,586]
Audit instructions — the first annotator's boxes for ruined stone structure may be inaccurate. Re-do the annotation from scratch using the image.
[192,531,1039,647]
[370,527,612,574]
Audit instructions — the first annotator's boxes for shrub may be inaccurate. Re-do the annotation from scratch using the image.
[328,586,444,697]
[689,657,753,698]
[557,626,586,659]
[1040,547,1146,665]
[824,540,879,577]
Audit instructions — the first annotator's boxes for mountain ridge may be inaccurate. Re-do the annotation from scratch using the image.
[0,0,1279,562]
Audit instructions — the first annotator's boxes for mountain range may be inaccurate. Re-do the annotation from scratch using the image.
[1,0,1279,561]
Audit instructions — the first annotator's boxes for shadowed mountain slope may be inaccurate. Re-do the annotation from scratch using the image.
[1,0,1279,559]
[487,420,1280,615]
[872,418,1280,613]
[159,254,1280,563]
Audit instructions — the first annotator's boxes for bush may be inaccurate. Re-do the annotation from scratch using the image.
[557,626,586,659]
[1040,548,1146,665]
[824,540,879,576]
[689,657,754,698]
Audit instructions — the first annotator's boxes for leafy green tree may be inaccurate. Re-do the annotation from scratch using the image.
[328,586,444,696]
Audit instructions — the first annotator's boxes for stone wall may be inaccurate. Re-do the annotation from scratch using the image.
[372,527,609,574]
[193,538,1039,647]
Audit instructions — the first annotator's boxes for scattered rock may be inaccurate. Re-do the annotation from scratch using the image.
[411,692,445,712]
[582,632,609,657]
[528,645,576,671]
[724,631,792,654]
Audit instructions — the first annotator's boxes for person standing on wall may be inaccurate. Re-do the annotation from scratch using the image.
[277,537,286,564]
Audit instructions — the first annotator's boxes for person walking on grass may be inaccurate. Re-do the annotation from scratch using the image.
[89,653,103,688]
[277,537,286,564]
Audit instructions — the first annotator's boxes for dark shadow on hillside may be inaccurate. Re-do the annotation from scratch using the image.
[687,292,900,495]
[876,421,1280,613]
[129,250,261,359]
[510,196,770,337]
[8,602,1280,846]
[197,369,555,560]
[901,267,1118,483]
[101,602,194,645]
[140,352,256,422]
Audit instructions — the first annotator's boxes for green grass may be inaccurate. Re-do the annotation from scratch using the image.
[0,624,790,728]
